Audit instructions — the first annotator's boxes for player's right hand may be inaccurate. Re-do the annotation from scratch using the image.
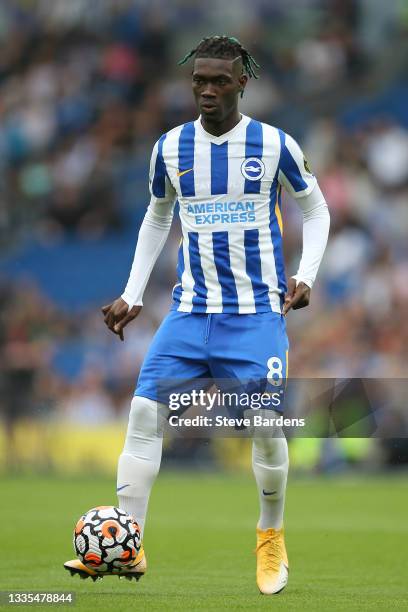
[101,298,142,341]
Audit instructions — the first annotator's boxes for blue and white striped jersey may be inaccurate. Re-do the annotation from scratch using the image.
[149,114,317,314]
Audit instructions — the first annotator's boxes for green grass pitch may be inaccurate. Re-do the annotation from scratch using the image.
[1,472,406,611]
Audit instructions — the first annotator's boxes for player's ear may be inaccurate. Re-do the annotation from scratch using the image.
[238,73,248,96]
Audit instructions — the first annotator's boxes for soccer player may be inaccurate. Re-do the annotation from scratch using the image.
[64,36,330,594]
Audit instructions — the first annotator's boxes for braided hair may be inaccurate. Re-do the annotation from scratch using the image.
[178,35,260,97]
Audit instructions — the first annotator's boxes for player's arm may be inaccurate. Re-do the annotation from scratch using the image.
[102,138,176,340]
[277,132,330,315]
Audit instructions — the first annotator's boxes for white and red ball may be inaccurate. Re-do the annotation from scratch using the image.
[73,506,141,573]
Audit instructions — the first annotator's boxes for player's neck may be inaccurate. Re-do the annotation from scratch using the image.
[200,109,242,137]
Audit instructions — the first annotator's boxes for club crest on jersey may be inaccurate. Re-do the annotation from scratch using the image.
[241,157,265,181]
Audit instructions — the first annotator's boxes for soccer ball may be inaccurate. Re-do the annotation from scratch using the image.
[73,506,141,573]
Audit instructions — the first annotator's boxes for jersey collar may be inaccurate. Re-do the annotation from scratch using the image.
[195,114,250,143]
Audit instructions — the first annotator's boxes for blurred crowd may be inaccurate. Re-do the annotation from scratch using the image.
[0,0,407,468]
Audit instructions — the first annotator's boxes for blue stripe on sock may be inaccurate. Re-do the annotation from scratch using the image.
[178,122,195,197]
[244,229,271,312]
[188,232,207,311]
[211,142,228,195]
[244,120,263,195]
[212,231,239,313]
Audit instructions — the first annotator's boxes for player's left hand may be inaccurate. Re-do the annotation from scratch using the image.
[282,278,311,316]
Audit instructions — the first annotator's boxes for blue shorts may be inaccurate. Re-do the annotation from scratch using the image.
[136,311,289,413]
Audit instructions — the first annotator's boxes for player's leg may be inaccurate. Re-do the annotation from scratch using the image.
[209,311,289,594]
[112,395,169,579]
[121,310,210,537]
[116,311,211,577]
[117,395,168,537]
[252,422,289,594]
[252,425,288,530]
[65,310,210,580]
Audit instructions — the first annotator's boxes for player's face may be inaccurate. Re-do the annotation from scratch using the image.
[192,57,247,122]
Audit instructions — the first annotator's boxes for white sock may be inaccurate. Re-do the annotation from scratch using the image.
[252,412,289,531]
[117,396,168,538]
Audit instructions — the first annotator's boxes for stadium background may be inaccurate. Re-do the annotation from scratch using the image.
[0,0,407,475]
[1,4,407,609]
